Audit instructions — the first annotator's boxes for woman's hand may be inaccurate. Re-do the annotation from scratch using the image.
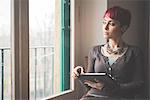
[72,66,84,79]
[84,80,104,90]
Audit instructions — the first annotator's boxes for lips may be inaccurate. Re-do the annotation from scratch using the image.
[104,32,109,35]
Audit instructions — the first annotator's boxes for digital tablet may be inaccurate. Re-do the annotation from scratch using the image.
[78,73,116,85]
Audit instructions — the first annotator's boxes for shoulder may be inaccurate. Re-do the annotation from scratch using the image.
[88,44,104,56]
[89,44,104,53]
[127,44,143,56]
[91,44,104,50]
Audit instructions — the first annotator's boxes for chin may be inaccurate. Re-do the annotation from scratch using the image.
[103,35,109,39]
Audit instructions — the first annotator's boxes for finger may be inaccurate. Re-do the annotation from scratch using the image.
[80,67,84,74]
[84,81,90,86]
[74,71,79,76]
[75,66,84,74]
[84,80,94,85]
[72,73,78,79]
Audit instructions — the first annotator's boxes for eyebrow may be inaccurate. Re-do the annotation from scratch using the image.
[103,19,115,23]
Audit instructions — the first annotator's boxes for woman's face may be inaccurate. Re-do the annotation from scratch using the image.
[102,16,123,40]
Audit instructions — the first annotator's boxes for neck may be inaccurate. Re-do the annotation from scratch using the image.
[107,38,123,49]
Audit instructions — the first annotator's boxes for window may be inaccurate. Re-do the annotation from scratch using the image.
[0,0,73,99]
[29,0,72,99]
[29,0,55,99]
[0,0,11,99]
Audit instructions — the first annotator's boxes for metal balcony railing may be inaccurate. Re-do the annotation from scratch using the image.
[0,47,10,100]
[0,46,54,100]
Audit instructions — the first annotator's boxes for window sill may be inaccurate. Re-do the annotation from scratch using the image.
[42,89,75,100]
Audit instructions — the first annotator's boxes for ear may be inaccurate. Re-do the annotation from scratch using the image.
[121,25,128,33]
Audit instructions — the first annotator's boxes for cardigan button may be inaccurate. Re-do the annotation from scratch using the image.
[108,67,111,71]
[108,74,112,77]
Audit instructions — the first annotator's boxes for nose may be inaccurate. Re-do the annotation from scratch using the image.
[104,23,109,30]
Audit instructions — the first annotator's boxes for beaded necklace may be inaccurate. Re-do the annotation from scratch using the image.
[105,42,126,55]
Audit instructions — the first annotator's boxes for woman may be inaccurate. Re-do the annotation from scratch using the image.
[72,6,144,100]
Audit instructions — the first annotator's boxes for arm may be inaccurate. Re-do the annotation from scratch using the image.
[85,46,105,90]
[87,47,96,72]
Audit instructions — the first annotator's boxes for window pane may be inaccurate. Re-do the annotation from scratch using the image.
[29,0,55,99]
[29,0,71,99]
[0,0,11,100]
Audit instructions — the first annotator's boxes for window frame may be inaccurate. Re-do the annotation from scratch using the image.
[61,0,75,94]
[11,0,29,99]
[61,0,71,91]
[11,0,75,99]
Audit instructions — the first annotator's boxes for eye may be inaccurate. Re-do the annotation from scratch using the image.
[102,21,107,25]
[109,22,115,26]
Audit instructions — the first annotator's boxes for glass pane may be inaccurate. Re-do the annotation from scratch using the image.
[0,0,11,100]
[29,0,56,99]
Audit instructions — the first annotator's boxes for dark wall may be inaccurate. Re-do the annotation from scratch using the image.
[108,0,149,98]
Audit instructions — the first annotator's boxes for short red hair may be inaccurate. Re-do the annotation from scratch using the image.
[103,6,131,27]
